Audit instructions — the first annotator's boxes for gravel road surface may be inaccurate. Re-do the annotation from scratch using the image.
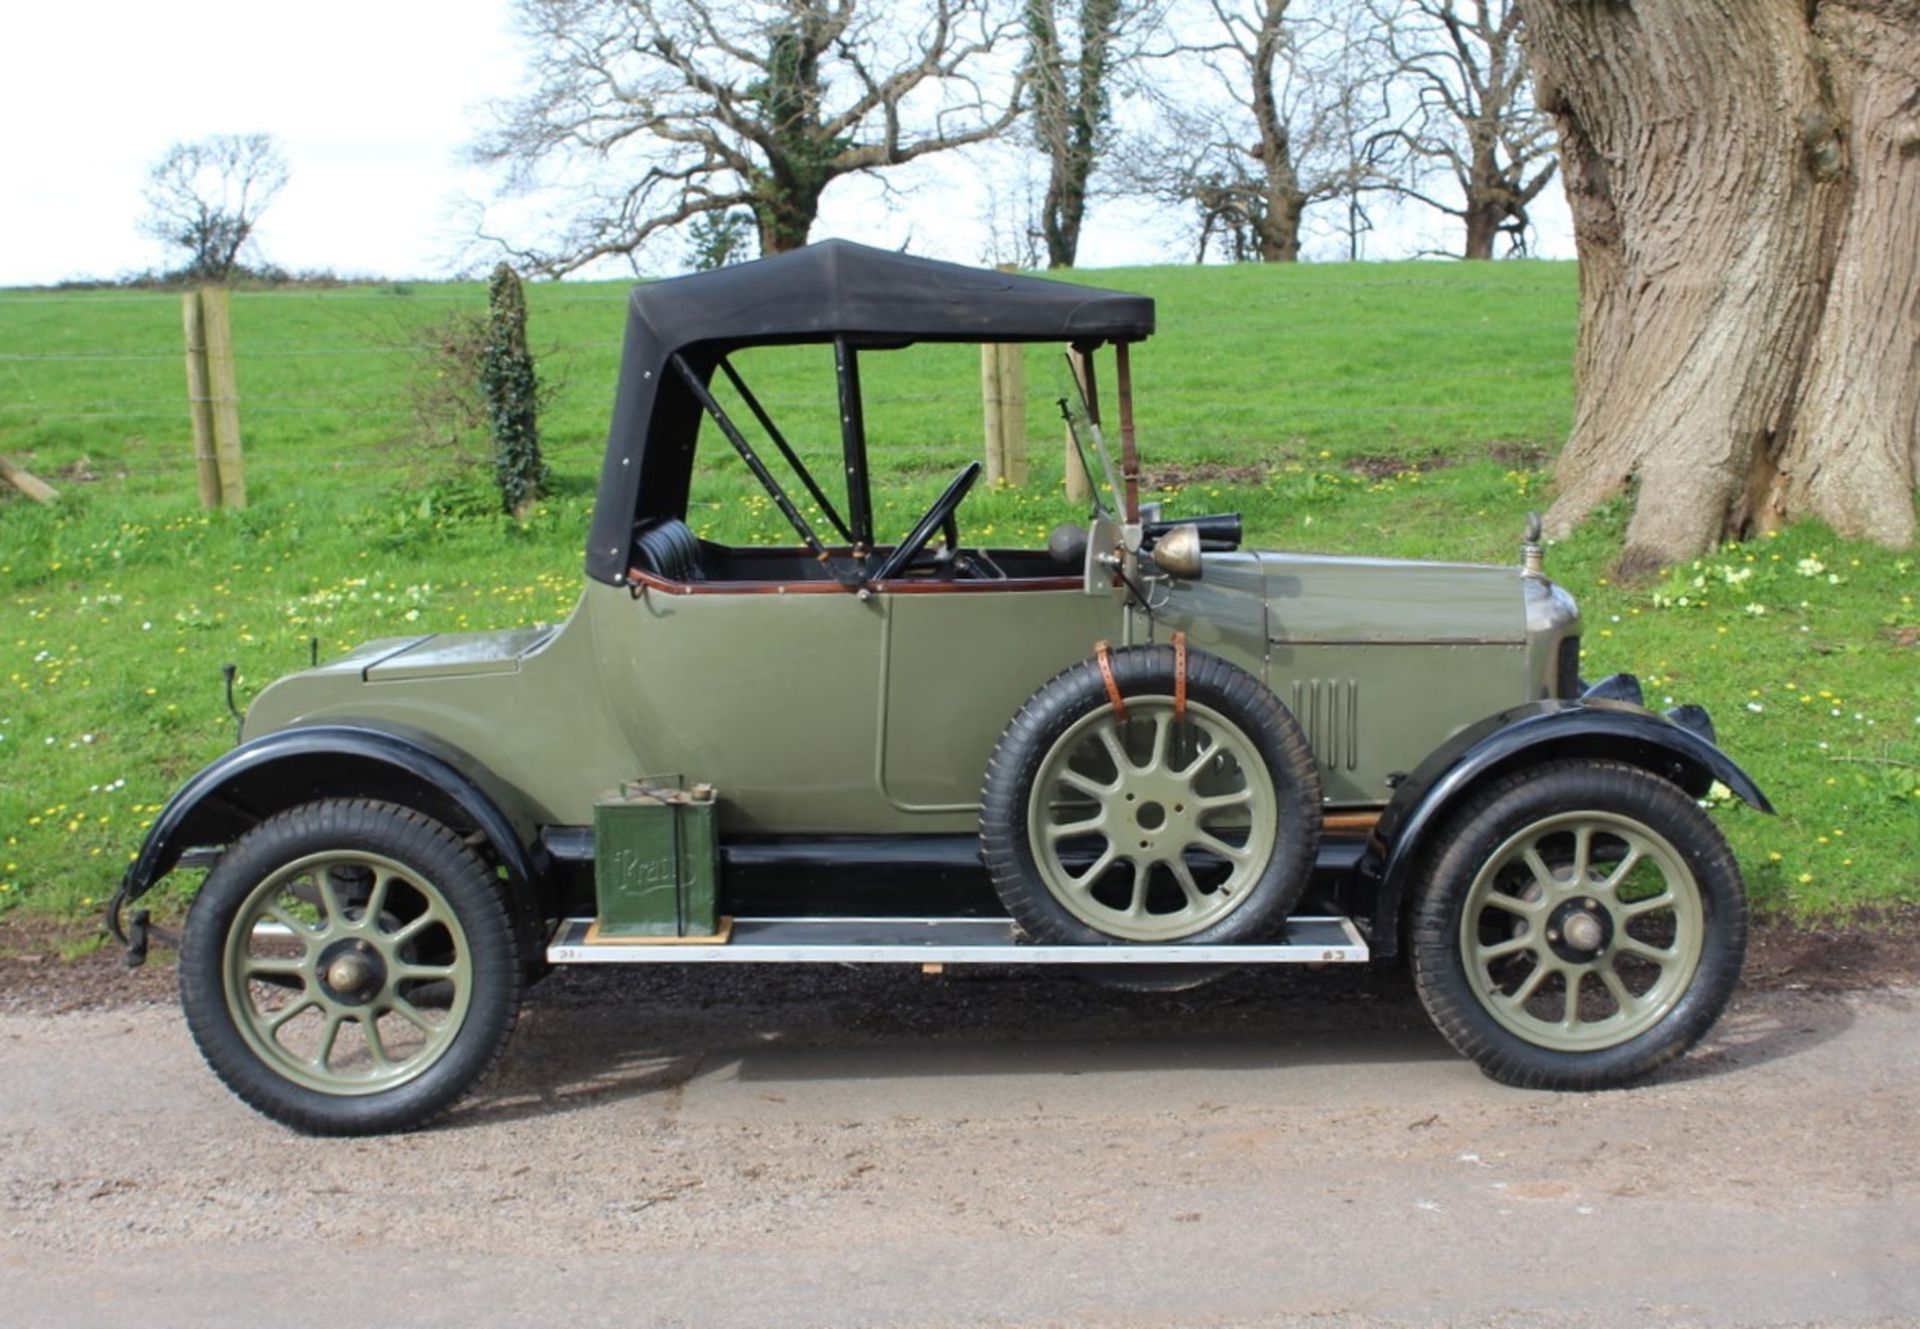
[1,962,1915,1328]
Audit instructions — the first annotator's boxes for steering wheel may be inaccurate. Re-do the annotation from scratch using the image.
[868,462,982,583]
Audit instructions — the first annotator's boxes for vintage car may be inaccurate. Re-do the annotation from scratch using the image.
[111,241,1767,1135]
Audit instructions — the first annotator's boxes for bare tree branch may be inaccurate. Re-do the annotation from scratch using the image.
[475,0,1027,272]
[1122,0,1402,262]
[140,134,289,281]
[1365,0,1559,258]
[1024,1,1163,267]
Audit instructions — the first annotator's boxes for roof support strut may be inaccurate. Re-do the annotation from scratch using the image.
[669,354,855,585]
[834,336,875,551]
[717,358,853,544]
[1114,341,1142,523]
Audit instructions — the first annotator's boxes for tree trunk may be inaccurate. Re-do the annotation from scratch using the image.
[754,185,820,255]
[1772,2,1920,547]
[1029,0,1123,269]
[1462,145,1502,259]
[1041,170,1088,268]
[1462,205,1499,261]
[1522,0,1919,568]
[1257,189,1305,262]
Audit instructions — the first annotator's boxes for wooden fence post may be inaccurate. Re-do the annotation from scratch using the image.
[200,287,247,509]
[0,455,59,504]
[982,344,1007,485]
[181,290,221,508]
[1063,347,1095,504]
[998,343,1027,486]
[981,344,1031,488]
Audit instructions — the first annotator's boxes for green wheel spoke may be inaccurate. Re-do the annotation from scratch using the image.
[262,901,315,937]
[389,910,441,947]
[1058,768,1117,799]
[1521,848,1560,891]
[1504,961,1552,1008]
[1570,826,1594,883]
[1189,830,1251,863]
[1620,893,1676,920]
[1599,846,1646,895]
[1192,788,1252,812]
[1070,846,1119,893]
[1480,892,1538,918]
[1125,860,1150,917]
[1599,966,1639,1017]
[365,870,394,927]
[265,997,315,1033]
[1097,725,1133,778]
[1144,712,1173,774]
[1617,935,1677,963]
[1045,814,1106,841]
[397,963,457,983]
[311,1012,346,1070]
[1171,747,1216,782]
[1477,934,1535,963]
[389,996,437,1034]
[360,1015,392,1071]
[1169,857,1205,909]
[315,873,346,928]
[243,956,309,980]
[1562,971,1584,1028]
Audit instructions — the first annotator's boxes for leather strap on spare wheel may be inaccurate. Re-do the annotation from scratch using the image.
[1173,630,1188,721]
[1094,640,1128,721]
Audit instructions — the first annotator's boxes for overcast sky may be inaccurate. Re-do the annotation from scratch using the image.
[0,1,1572,287]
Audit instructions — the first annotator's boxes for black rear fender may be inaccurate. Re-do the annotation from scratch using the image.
[1356,701,1772,960]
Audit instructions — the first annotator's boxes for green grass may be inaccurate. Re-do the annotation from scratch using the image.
[1,263,1914,922]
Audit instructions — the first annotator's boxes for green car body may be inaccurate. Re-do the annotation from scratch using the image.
[115,242,1772,1131]
[238,550,1572,835]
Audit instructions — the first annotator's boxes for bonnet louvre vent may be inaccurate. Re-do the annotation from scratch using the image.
[1289,679,1361,772]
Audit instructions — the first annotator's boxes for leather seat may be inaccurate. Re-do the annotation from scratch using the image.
[632,518,706,583]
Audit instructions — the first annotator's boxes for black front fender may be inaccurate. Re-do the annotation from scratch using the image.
[119,723,540,907]
[1357,700,1772,960]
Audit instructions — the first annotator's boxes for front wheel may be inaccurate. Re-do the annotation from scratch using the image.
[1410,761,1748,1089]
[178,799,523,1135]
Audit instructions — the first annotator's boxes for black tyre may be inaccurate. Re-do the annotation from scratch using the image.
[179,799,524,1135]
[981,644,1322,944]
[1409,761,1748,1089]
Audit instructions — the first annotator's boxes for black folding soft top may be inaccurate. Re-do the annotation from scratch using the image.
[584,239,1156,584]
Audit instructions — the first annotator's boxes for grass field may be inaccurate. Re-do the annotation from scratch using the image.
[1,262,1914,925]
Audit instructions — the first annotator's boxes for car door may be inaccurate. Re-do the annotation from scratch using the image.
[877,581,1126,828]
[600,577,890,834]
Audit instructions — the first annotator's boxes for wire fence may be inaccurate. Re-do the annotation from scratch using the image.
[0,286,1573,498]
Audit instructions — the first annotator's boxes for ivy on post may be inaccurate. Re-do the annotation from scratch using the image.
[481,262,548,518]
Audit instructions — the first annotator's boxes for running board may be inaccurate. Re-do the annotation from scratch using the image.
[547,915,1369,966]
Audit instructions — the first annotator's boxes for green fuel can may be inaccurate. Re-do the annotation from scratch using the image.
[592,779,719,938]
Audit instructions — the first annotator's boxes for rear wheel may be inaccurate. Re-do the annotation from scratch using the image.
[1410,762,1747,1089]
[179,799,522,1135]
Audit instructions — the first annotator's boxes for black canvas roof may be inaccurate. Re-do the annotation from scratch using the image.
[584,240,1156,584]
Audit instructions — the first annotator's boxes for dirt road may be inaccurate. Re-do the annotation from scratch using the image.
[1,963,1916,1327]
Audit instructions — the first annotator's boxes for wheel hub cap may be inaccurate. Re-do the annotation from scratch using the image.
[318,939,386,1006]
[1562,910,1604,953]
